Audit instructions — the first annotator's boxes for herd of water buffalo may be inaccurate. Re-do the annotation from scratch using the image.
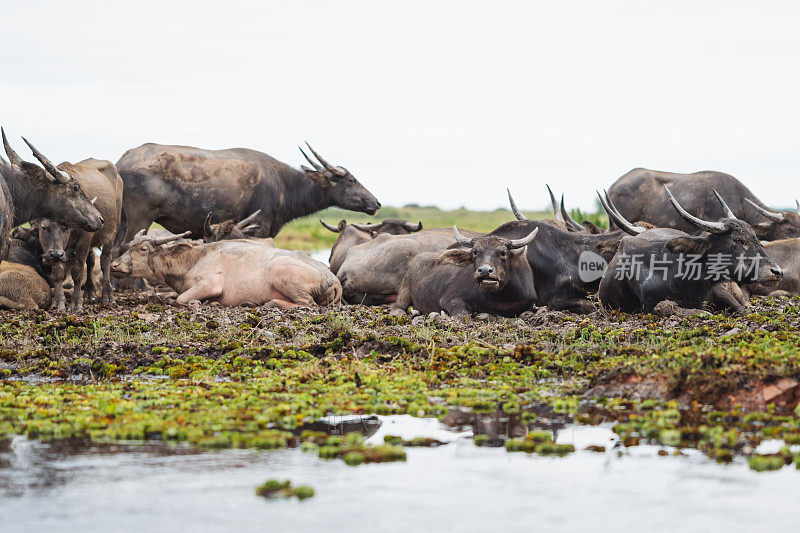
[0,127,797,317]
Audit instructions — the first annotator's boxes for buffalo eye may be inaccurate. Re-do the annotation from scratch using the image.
[471,249,478,256]
[498,249,507,258]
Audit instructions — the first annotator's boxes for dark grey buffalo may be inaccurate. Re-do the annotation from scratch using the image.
[607,168,800,240]
[336,227,481,305]
[598,186,782,314]
[321,218,423,274]
[115,142,381,248]
[392,226,539,317]
[0,128,103,260]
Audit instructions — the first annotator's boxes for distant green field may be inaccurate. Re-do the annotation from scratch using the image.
[274,205,609,251]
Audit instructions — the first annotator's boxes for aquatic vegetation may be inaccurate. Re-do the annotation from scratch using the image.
[255,479,314,499]
[0,293,797,470]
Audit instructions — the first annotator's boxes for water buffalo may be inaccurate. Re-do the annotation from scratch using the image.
[607,168,800,240]
[111,232,341,308]
[336,227,481,305]
[0,261,51,310]
[203,210,263,243]
[38,158,124,310]
[7,222,70,287]
[598,186,782,314]
[740,239,800,299]
[115,142,381,248]
[0,129,103,259]
[392,226,539,317]
[320,218,423,274]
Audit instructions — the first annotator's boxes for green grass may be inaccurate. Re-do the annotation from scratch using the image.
[275,205,609,251]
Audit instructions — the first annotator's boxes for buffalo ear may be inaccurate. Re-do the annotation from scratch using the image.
[667,235,711,255]
[595,239,621,257]
[582,221,603,234]
[436,249,473,267]
[337,220,347,232]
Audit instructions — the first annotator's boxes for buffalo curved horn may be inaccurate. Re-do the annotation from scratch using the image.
[90,196,97,205]
[712,189,737,219]
[664,185,726,233]
[597,190,644,235]
[351,221,383,231]
[299,146,322,170]
[320,219,340,233]
[508,227,539,250]
[403,220,423,232]
[21,137,70,183]
[507,188,529,221]
[546,184,564,223]
[304,142,346,175]
[133,229,147,241]
[235,209,262,229]
[241,224,260,235]
[560,196,585,232]
[151,231,192,246]
[744,198,784,222]
[1,128,23,168]
[452,225,474,247]
[203,212,214,236]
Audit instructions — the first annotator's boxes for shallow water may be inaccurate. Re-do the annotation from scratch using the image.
[2,415,796,533]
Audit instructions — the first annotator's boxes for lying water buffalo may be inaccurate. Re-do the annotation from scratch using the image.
[321,218,423,274]
[740,239,800,299]
[111,231,341,307]
[607,168,800,240]
[392,226,539,316]
[0,261,51,310]
[0,129,103,259]
[485,191,643,313]
[203,210,262,243]
[35,156,124,311]
[336,227,480,305]
[115,142,381,247]
[598,187,782,313]
[8,222,70,287]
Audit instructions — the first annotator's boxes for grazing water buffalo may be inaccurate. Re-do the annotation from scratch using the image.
[115,142,381,247]
[392,227,539,317]
[37,157,124,311]
[607,168,800,240]
[336,227,481,305]
[0,261,51,310]
[598,187,782,314]
[0,129,103,259]
[111,232,341,308]
[320,218,423,274]
[203,210,262,243]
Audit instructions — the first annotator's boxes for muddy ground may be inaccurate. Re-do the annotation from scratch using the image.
[1,292,799,469]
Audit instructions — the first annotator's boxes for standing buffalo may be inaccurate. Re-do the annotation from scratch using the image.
[39,158,124,310]
[0,129,103,259]
[115,142,381,247]
[607,168,800,240]
[111,232,341,308]
[320,218,423,274]
[598,187,782,314]
[392,227,539,317]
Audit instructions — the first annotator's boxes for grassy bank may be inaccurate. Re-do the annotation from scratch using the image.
[274,205,608,251]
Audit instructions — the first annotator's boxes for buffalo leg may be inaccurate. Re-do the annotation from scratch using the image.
[175,276,224,306]
[51,263,68,312]
[69,237,92,312]
[264,299,301,309]
[710,284,746,314]
[0,296,38,310]
[100,245,115,305]
[84,251,97,301]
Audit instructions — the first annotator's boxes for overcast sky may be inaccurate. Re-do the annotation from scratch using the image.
[1,1,798,211]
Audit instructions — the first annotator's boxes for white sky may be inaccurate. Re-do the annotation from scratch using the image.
[1,0,799,211]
